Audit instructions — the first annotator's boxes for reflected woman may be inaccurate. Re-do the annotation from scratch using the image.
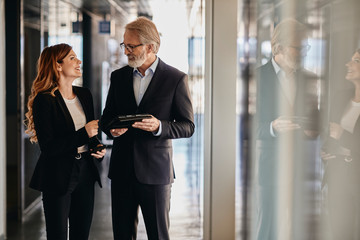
[322,49,360,240]
[25,43,106,240]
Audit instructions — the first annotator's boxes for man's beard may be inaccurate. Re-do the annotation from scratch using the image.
[127,50,146,68]
[284,54,302,71]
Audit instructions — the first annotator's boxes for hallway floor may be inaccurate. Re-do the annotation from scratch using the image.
[7,139,203,240]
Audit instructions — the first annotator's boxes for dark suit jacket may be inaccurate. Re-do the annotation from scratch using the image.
[100,58,195,185]
[29,86,102,195]
[255,60,319,185]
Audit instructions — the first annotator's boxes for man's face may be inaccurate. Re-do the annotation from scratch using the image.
[282,38,308,71]
[123,30,147,68]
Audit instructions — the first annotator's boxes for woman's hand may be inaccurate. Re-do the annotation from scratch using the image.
[85,120,99,138]
[321,151,336,161]
[329,122,343,140]
[110,128,128,137]
[91,148,106,159]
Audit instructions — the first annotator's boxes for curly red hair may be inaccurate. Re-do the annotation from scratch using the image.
[25,43,72,143]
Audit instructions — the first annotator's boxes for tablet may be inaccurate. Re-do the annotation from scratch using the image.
[278,116,315,129]
[106,114,152,129]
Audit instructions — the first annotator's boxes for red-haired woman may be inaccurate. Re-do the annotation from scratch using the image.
[322,49,360,239]
[25,43,106,240]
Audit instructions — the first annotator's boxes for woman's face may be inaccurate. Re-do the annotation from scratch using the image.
[58,49,82,80]
[345,52,360,82]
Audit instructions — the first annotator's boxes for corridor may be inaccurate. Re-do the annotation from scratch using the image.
[7,139,203,240]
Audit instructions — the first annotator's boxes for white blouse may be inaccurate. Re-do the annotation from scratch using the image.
[64,96,88,153]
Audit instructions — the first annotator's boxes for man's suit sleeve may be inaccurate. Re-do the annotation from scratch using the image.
[255,65,277,140]
[160,74,195,139]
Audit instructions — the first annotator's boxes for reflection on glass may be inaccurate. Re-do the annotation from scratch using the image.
[238,0,360,239]
[321,49,360,240]
[253,18,321,240]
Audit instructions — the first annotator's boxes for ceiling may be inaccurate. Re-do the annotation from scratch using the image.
[24,0,154,30]
[23,0,200,40]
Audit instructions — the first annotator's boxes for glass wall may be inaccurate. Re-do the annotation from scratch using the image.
[237,0,360,239]
[0,0,6,237]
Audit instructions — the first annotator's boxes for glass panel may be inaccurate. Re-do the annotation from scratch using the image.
[236,0,257,239]
[23,0,43,212]
[237,0,360,239]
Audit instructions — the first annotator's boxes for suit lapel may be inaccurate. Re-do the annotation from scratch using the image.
[264,61,291,110]
[55,90,75,131]
[138,59,166,109]
[123,67,138,109]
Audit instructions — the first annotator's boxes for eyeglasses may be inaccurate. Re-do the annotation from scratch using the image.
[120,43,144,53]
[289,44,311,53]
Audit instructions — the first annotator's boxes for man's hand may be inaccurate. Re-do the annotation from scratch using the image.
[132,115,160,133]
[272,117,301,134]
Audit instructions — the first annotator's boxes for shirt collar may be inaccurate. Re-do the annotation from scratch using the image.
[133,56,159,75]
[271,57,281,75]
[271,56,298,76]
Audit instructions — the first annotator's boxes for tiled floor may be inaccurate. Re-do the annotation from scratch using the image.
[7,138,203,240]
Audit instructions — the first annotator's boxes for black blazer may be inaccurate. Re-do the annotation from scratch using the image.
[29,87,102,195]
[322,89,360,186]
[328,89,360,159]
[101,58,195,184]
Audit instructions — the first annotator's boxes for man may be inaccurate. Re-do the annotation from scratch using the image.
[254,18,319,239]
[100,17,195,240]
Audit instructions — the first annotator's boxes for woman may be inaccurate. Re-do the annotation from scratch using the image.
[322,49,360,239]
[25,43,106,240]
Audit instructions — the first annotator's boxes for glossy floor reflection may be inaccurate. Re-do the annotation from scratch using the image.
[7,138,203,240]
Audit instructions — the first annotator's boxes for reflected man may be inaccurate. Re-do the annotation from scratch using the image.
[254,18,319,240]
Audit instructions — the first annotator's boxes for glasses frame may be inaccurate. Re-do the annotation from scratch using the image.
[289,44,311,53]
[120,43,144,53]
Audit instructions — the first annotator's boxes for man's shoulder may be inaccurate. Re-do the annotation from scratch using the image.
[157,59,186,77]
[109,65,133,85]
[255,60,275,78]
[111,65,133,75]
[255,60,276,81]
[256,60,274,73]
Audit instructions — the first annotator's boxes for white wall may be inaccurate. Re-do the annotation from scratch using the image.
[0,0,6,239]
